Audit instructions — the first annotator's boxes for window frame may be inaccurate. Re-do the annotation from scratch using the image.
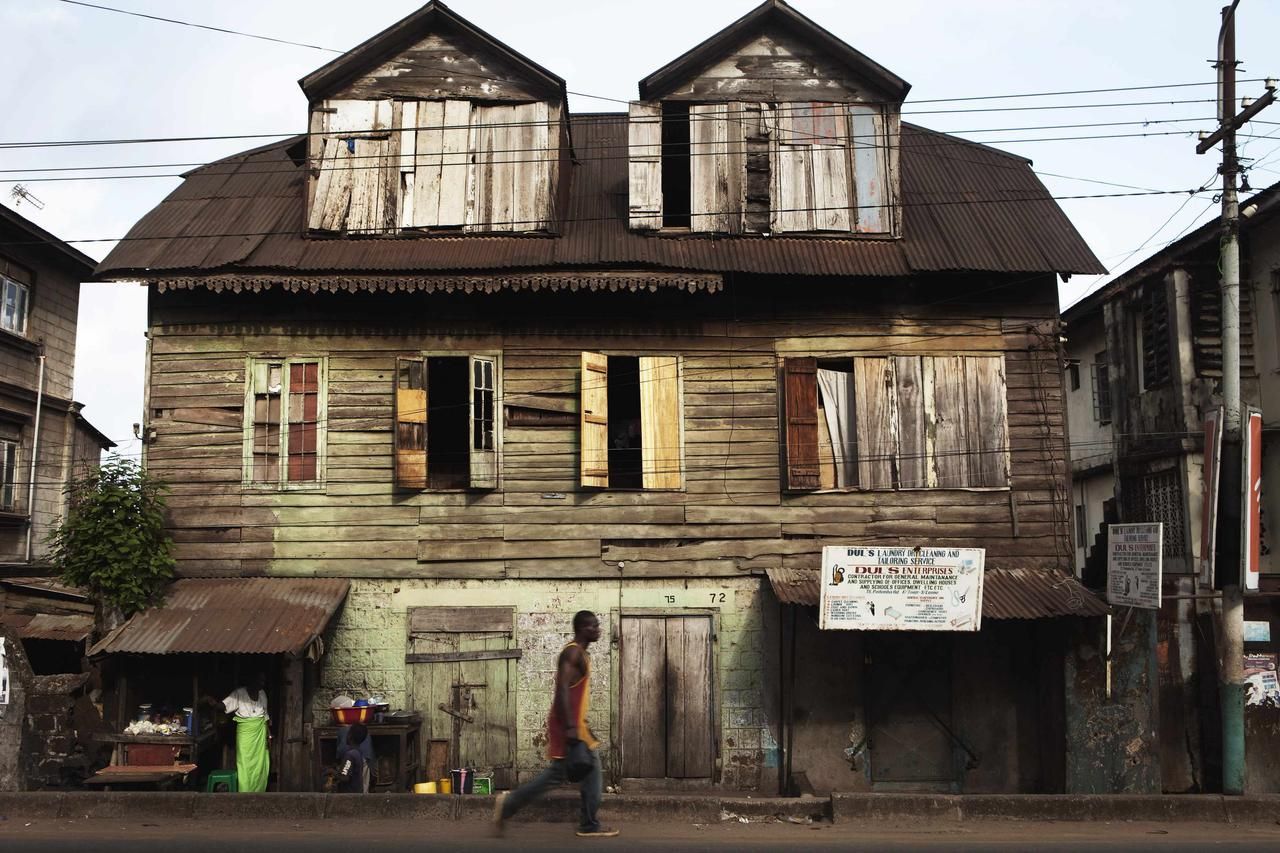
[1,273,31,338]
[0,437,19,513]
[393,351,503,492]
[242,356,328,491]
[781,352,1011,493]
[1066,359,1081,391]
[1091,352,1112,424]
[578,351,685,492]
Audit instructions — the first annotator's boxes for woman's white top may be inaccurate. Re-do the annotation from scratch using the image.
[222,687,269,719]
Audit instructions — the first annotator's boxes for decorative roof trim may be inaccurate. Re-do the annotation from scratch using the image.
[153,272,724,296]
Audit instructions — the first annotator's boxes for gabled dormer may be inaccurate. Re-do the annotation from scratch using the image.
[629,0,909,237]
[299,1,568,236]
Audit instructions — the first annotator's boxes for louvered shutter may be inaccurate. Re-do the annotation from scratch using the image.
[640,356,682,489]
[628,102,663,229]
[395,357,428,490]
[783,357,819,491]
[580,352,610,488]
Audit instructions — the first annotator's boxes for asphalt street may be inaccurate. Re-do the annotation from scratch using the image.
[1,818,1279,852]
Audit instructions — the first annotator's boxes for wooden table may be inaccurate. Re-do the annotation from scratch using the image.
[83,763,198,790]
[313,719,421,792]
[94,731,215,766]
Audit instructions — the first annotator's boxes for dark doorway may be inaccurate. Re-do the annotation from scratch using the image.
[867,634,958,790]
[607,355,643,489]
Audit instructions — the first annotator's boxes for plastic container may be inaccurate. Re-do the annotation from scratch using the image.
[473,776,492,795]
[438,777,451,795]
[413,781,437,794]
[182,707,194,734]
[331,706,373,725]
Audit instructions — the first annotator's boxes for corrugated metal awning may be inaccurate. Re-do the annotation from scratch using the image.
[1,613,93,642]
[765,567,1108,620]
[88,578,350,656]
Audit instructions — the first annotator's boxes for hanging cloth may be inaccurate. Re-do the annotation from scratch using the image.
[817,368,856,488]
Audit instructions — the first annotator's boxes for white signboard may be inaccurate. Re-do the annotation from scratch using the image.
[819,546,985,631]
[1107,523,1162,609]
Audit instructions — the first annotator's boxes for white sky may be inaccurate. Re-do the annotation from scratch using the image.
[3,0,1279,456]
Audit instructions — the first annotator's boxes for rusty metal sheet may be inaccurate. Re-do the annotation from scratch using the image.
[88,578,349,656]
[765,566,1108,619]
[96,116,1104,282]
[0,613,92,642]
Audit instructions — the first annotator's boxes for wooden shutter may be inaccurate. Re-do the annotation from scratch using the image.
[689,103,745,233]
[925,356,970,488]
[640,355,682,489]
[964,356,1009,488]
[853,357,896,490]
[770,104,813,232]
[782,357,819,491]
[628,102,663,229]
[513,102,551,231]
[893,356,928,489]
[850,105,888,233]
[580,352,609,488]
[811,105,852,231]
[409,99,471,228]
[308,99,395,234]
[395,357,428,490]
[469,355,498,490]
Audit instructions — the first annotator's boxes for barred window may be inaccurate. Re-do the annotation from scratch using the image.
[1122,468,1186,558]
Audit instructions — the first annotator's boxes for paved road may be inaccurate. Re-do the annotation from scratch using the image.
[2,818,1279,852]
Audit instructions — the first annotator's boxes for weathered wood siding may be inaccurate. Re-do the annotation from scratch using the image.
[145,276,1071,580]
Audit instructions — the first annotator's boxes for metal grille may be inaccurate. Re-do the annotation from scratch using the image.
[1122,468,1186,557]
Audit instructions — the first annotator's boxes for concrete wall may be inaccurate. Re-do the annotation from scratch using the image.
[1064,309,1115,572]
[1247,213,1280,575]
[316,576,775,790]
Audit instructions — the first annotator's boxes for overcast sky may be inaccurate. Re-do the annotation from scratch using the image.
[3,0,1279,457]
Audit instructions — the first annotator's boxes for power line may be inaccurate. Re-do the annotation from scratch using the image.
[58,0,341,53]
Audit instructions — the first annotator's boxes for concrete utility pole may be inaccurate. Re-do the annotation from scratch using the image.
[1196,0,1275,796]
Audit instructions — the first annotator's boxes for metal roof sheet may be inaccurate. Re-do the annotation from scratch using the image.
[95,116,1103,282]
[0,613,93,642]
[88,578,350,656]
[765,567,1109,619]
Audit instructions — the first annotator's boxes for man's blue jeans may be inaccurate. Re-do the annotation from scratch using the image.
[500,748,602,831]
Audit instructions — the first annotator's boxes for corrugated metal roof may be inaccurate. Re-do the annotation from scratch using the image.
[88,578,349,656]
[95,116,1104,281]
[765,567,1108,619]
[0,613,93,642]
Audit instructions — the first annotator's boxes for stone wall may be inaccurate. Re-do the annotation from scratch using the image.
[316,577,774,789]
[22,672,95,788]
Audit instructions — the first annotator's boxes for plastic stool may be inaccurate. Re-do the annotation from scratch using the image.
[206,770,238,793]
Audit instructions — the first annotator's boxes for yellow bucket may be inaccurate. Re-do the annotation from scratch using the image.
[413,781,437,794]
[438,777,452,794]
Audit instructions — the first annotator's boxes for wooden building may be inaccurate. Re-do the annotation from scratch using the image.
[96,0,1115,793]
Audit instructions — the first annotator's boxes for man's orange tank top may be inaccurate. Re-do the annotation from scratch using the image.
[546,641,600,759]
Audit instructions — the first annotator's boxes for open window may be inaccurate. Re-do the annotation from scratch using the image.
[783,354,1009,492]
[246,358,326,488]
[579,352,681,490]
[395,355,498,491]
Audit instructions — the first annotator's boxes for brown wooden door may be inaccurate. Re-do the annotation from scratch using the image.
[620,615,713,779]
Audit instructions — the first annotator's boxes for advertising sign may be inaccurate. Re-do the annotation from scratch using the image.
[1200,407,1224,587]
[1107,523,1162,609]
[1244,408,1263,592]
[1244,653,1280,708]
[819,546,985,632]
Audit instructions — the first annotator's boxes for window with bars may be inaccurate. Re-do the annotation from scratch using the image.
[1122,468,1186,558]
[245,358,325,487]
[1091,352,1111,424]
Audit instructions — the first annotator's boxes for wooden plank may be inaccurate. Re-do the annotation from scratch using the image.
[405,648,522,664]
[927,355,970,489]
[580,351,609,488]
[854,357,896,490]
[782,357,819,490]
[411,100,445,227]
[850,105,886,232]
[394,357,427,490]
[965,356,1010,488]
[622,617,667,778]
[672,616,712,778]
[893,356,927,489]
[639,355,682,489]
[409,632,459,743]
[408,606,513,634]
[438,100,471,226]
[770,104,814,232]
[628,102,663,229]
[417,539,600,562]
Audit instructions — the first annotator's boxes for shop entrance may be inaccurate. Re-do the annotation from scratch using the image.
[619,614,714,780]
[866,634,959,789]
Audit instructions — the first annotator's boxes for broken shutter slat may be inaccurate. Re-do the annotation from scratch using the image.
[580,351,610,489]
[926,355,970,489]
[438,99,471,227]
[850,105,887,233]
[964,356,1010,488]
[395,357,428,490]
[853,357,897,490]
[469,355,498,490]
[893,355,928,489]
[628,102,663,229]
[639,355,682,490]
[783,357,819,491]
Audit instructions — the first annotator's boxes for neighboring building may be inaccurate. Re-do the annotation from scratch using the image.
[96,0,1117,794]
[1062,179,1280,793]
[0,204,114,571]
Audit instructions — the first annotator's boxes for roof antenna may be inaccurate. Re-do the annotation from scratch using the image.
[9,185,45,210]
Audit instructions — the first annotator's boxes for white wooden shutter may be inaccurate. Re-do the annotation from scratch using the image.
[469,355,498,490]
[850,104,888,233]
[580,352,609,488]
[628,102,663,229]
[395,357,428,490]
[770,103,813,232]
[639,356,682,489]
[689,103,745,233]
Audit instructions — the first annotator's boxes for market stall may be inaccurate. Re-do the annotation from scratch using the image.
[87,578,349,791]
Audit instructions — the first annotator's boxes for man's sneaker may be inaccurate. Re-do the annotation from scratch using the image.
[575,826,619,838]
[491,791,507,837]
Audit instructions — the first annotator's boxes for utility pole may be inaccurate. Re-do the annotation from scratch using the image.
[1196,0,1275,796]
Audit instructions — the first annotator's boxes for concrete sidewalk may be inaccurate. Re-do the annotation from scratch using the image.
[0,791,1277,825]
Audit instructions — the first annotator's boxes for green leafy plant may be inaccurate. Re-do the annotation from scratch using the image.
[48,455,175,617]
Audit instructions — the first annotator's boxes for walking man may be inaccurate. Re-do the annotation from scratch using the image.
[493,610,618,838]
